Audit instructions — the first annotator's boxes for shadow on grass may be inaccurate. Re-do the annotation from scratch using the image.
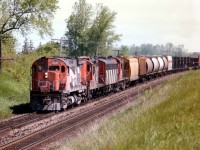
[10,103,33,114]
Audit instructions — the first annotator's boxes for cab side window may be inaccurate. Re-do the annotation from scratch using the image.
[67,66,69,75]
[93,66,95,74]
[87,64,91,72]
[61,66,65,73]
[32,65,37,75]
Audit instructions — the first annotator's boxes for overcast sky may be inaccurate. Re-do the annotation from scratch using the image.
[16,0,200,52]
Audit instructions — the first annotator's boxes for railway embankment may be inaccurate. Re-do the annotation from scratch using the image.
[0,51,57,120]
[54,70,200,150]
[0,70,29,119]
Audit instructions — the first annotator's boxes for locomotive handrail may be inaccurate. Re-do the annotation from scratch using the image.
[82,71,92,81]
[99,75,105,83]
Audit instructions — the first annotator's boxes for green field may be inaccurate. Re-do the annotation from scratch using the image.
[55,70,200,150]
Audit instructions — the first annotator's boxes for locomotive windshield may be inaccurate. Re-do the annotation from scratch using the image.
[49,66,60,71]
[38,66,48,72]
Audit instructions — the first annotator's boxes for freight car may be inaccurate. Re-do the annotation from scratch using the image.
[30,55,200,111]
[190,55,200,69]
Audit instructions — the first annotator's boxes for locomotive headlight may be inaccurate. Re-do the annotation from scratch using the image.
[45,72,48,78]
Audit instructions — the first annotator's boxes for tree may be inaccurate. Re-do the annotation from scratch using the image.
[88,4,121,56]
[1,33,16,55]
[0,33,16,72]
[36,42,60,56]
[165,43,173,55]
[140,44,153,55]
[120,45,130,56]
[22,38,34,54]
[0,0,58,36]
[65,0,92,57]
[130,44,141,55]
[65,0,121,57]
[0,0,58,72]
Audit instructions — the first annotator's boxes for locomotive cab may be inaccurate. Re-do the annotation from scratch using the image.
[80,58,97,90]
[30,57,86,111]
[31,57,67,92]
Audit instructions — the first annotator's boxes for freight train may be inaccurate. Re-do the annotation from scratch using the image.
[30,55,200,111]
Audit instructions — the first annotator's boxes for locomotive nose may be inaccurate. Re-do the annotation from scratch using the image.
[45,71,60,91]
[38,72,60,91]
[52,72,60,91]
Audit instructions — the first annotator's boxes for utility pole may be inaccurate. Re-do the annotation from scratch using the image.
[112,50,121,56]
[0,35,2,72]
[95,41,99,59]
[29,40,34,51]
[0,34,13,73]
[51,37,68,56]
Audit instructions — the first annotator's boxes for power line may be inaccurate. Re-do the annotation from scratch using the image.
[51,37,68,56]
[112,49,121,56]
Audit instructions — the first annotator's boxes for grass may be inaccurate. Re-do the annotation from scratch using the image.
[54,70,200,150]
[0,69,29,118]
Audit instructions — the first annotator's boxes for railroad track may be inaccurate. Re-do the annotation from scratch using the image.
[0,112,55,136]
[0,72,187,150]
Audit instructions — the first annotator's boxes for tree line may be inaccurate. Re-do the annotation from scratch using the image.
[132,43,188,56]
